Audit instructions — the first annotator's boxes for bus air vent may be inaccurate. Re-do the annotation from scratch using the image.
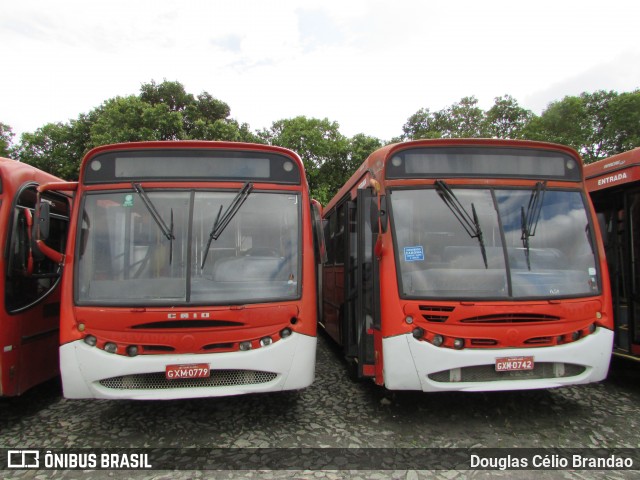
[428,363,585,383]
[524,336,554,345]
[98,369,278,390]
[469,339,498,346]
[203,343,235,351]
[419,305,455,322]
[459,314,561,324]
[142,345,175,352]
[131,320,244,329]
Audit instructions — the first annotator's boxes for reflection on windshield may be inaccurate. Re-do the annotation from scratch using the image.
[392,188,599,299]
[77,190,300,305]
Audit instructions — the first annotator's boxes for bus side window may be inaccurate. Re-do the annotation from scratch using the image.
[325,212,336,265]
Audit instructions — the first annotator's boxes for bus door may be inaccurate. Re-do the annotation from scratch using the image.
[598,188,640,354]
[4,186,68,394]
[628,190,640,354]
[343,188,377,378]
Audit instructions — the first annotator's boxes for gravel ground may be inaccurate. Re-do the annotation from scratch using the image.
[2,332,639,479]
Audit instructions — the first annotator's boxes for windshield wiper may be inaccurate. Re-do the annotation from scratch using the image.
[520,181,547,270]
[201,182,253,269]
[434,180,488,268]
[132,183,175,264]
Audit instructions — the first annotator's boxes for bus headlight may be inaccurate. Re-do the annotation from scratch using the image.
[104,342,118,354]
[84,335,97,347]
[412,327,424,339]
[260,337,273,347]
[126,345,139,357]
[280,328,292,339]
[453,338,465,350]
[239,341,252,351]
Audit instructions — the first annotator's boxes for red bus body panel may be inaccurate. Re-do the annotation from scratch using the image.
[0,158,65,397]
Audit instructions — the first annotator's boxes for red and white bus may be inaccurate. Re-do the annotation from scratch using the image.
[0,158,69,396]
[585,147,640,361]
[37,141,321,400]
[321,138,613,392]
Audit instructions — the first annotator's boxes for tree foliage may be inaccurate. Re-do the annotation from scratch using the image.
[14,80,247,179]
[402,95,533,141]
[7,80,639,201]
[0,122,15,157]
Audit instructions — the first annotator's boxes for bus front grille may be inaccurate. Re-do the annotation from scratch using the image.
[98,370,278,390]
[428,363,585,383]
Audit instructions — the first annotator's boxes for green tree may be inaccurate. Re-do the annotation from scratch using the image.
[260,116,350,203]
[140,79,194,112]
[89,96,185,146]
[402,96,489,140]
[524,91,624,162]
[484,95,534,139]
[444,96,488,138]
[18,122,84,179]
[603,90,640,156]
[0,122,15,157]
[401,108,447,140]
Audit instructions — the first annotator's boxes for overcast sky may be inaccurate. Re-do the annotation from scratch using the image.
[2,0,639,141]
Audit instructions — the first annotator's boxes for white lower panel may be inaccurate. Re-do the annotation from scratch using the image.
[60,332,316,400]
[382,328,613,392]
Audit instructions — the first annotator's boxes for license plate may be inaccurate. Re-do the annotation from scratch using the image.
[495,356,534,372]
[166,363,210,380]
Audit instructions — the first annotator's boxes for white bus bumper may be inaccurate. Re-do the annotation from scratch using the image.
[382,328,613,392]
[60,332,316,400]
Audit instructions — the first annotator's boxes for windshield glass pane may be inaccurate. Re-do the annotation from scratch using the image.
[496,189,598,297]
[393,189,507,298]
[192,192,300,303]
[391,188,599,299]
[76,190,300,305]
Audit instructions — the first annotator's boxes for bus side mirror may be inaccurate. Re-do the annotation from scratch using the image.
[379,195,388,233]
[34,199,65,265]
[36,201,51,241]
[370,195,388,234]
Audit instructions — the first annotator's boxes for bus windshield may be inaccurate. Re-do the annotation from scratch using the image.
[76,189,300,305]
[391,187,599,299]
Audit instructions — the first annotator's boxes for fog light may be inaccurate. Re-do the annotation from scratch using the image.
[572,331,582,341]
[280,328,292,339]
[405,316,414,325]
[412,327,424,339]
[104,342,117,354]
[453,338,465,350]
[239,341,252,351]
[126,345,139,357]
[432,335,444,347]
[84,335,97,347]
[588,323,596,334]
[260,337,273,347]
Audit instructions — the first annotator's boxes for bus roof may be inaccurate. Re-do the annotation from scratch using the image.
[584,147,640,193]
[324,138,582,214]
[0,157,63,194]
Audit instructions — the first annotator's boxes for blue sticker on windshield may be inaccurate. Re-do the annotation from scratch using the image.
[404,246,424,262]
